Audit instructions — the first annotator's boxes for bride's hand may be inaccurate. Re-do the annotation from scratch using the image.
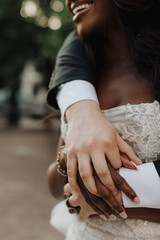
[64,162,140,220]
[78,162,141,218]
[66,100,141,199]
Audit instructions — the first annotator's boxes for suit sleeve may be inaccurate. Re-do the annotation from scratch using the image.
[154,160,160,176]
[47,31,95,109]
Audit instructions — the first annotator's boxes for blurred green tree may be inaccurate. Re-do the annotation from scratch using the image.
[0,0,73,106]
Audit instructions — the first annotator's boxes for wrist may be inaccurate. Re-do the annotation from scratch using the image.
[66,100,101,123]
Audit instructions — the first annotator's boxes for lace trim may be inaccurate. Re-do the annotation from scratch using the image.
[86,217,160,240]
[62,101,160,240]
[103,101,160,162]
[65,216,160,240]
[61,101,160,162]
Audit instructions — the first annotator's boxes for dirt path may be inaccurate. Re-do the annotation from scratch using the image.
[0,127,64,240]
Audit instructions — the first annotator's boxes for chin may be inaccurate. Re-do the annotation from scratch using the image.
[76,23,99,38]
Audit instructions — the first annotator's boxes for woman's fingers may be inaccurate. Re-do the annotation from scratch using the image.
[64,183,71,196]
[67,152,80,193]
[67,187,98,221]
[91,151,118,197]
[78,153,97,194]
[108,163,140,204]
[104,143,122,169]
[116,133,142,165]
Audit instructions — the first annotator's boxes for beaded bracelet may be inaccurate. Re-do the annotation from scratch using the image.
[56,145,68,177]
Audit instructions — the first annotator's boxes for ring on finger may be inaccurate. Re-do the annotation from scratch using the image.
[66,197,77,210]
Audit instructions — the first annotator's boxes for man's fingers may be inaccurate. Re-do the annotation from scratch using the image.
[67,152,80,193]
[69,194,81,207]
[64,183,72,197]
[77,173,110,218]
[78,203,96,222]
[116,133,142,165]
[78,154,97,194]
[91,151,118,197]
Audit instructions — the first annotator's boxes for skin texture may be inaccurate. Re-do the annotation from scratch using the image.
[48,147,140,219]
[64,175,160,223]
[65,0,142,203]
[47,154,137,219]
[66,0,114,37]
[66,101,141,185]
[52,0,158,220]
[47,157,160,223]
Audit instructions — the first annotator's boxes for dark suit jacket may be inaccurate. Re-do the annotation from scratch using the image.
[47,31,160,175]
[47,31,95,109]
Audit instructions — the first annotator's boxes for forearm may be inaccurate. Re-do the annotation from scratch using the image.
[47,31,95,110]
[57,80,99,120]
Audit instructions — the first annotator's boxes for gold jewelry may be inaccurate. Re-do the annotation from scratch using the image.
[56,145,68,177]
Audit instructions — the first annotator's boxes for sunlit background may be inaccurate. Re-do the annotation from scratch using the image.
[0,1,73,239]
[0,0,72,127]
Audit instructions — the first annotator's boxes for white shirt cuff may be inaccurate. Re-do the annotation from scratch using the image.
[119,162,160,208]
[56,80,99,120]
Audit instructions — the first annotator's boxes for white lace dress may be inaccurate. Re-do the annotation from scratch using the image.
[51,101,160,240]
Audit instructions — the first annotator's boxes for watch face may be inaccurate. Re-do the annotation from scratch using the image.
[113,0,155,12]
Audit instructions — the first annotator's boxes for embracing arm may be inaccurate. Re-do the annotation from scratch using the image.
[47,31,95,109]
[46,27,160,221]
[47,147,160,221]
[47,28,141,198]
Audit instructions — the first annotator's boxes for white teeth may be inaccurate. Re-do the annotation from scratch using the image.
[71,3,74,9]
[73,3,92,15]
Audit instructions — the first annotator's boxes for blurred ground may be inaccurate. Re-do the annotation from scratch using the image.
[0,121,65,240]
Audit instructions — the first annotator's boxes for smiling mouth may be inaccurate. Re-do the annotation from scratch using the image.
[70,1,93,20]
[72,3,92,15]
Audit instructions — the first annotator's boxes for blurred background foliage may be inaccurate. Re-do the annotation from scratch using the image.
[0,0,73,124]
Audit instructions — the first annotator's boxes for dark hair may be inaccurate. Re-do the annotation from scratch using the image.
[113,0,156,12]
[82,0,160,101]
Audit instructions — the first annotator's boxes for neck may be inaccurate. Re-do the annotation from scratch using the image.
[103,27,131,75]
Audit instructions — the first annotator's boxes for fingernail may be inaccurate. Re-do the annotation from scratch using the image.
[109,214,117,220]
[130,162,138,170]
[100,214,107,220]
[131,161,138,170]
[134,197,141,205]
[120,211,128,219]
